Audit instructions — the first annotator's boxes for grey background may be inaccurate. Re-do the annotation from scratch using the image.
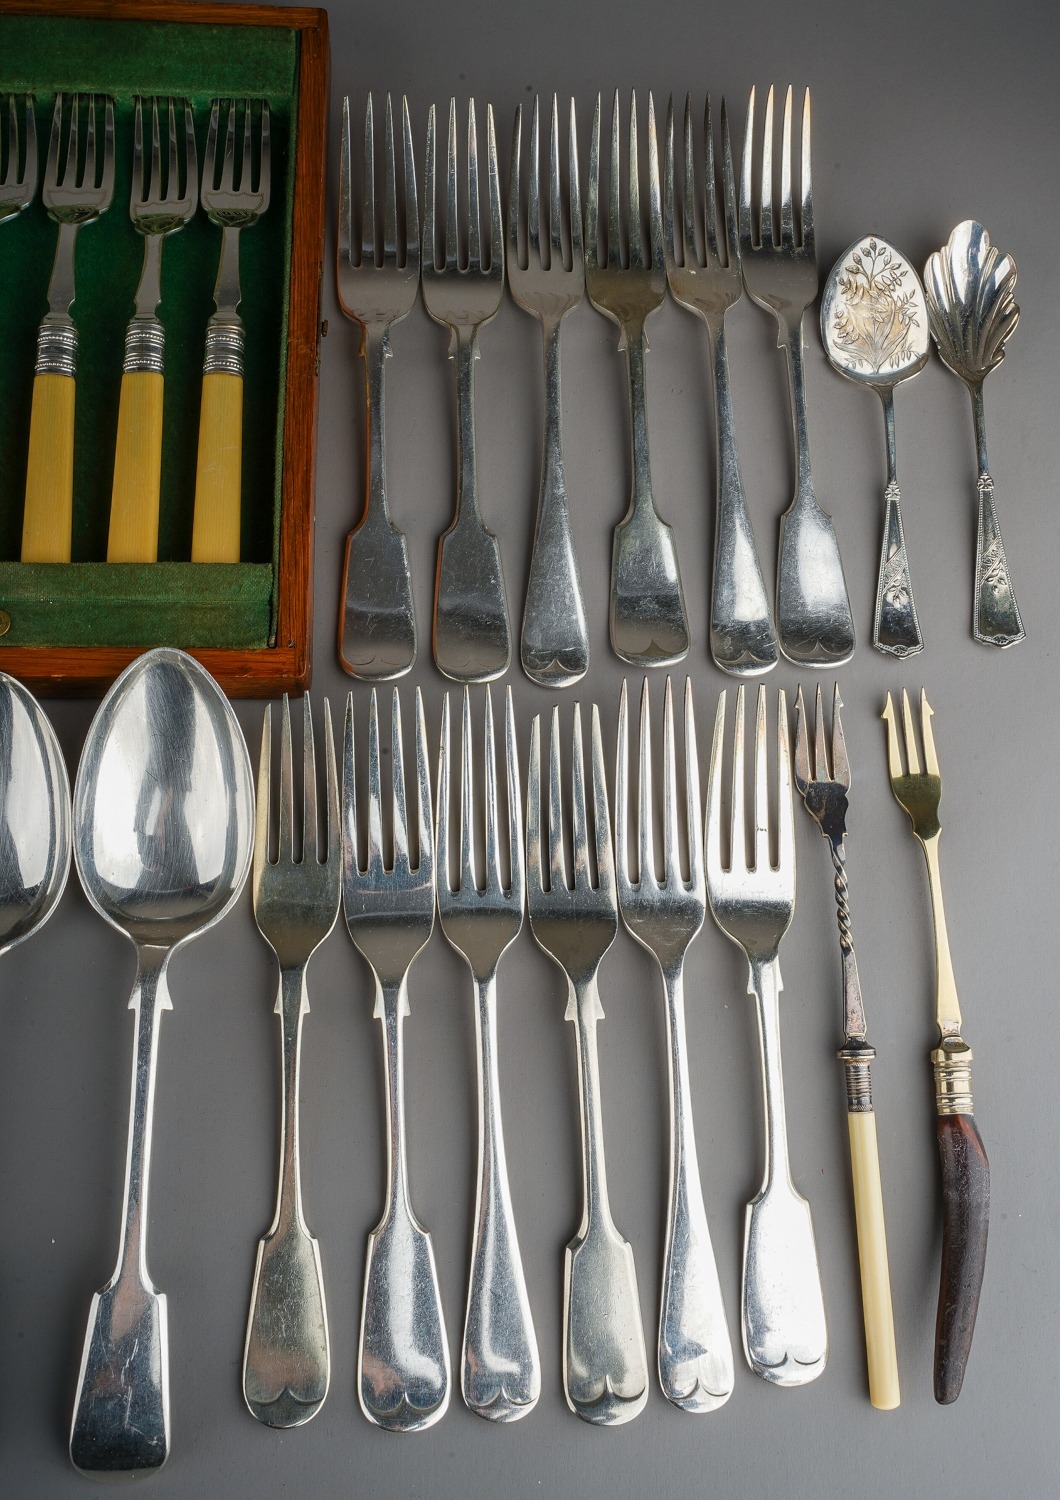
[2,0,1059,1494]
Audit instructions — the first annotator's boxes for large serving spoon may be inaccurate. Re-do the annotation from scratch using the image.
[821,236,928,657]
[0,674,71,962]
[69,649,254,1478]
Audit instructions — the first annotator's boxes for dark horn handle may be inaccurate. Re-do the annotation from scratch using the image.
[934,1111,990,1403]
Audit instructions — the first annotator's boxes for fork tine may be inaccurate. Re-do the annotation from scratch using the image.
[415,692,433,885]
[661,677,682,889]
[591,704,615,899]
[132,97,144,205]
[424,103,437,270]
[391,688,410,871]
[221,98,236,189]
[150,98,162,201]
[608,89,621,269]
[183,99,197,205]
[568,97,583,264]
[681,94,697,266]
[401,97,417,261]
[259,100,271,209]
[302,696,317,864]
[361,94,376,263]
[64,93,79,187]
[800,88,813,252]
[383,94,398,261]
[586,93,601,269]
[901,687,921,775]
[483,686,503,890]
[776,689,795,876]
[166,99,178,199]
[445,99,459,270]
[527,714,544,893]
[487,104,502,274]
[730,685,747,870]
[684,679,702,887]
[507,102,523,268]
[882,693,903,781]
[338,97,352,264]
[660,94,676,265]
[467,100,481,270]
[254,703,273,888]
[739,85,755,250]
[647,93,664,272]
[548,94,562,263]
[571,705,590,889]
[753,686,770,873]
[278,694,295,861]
[831,684,850,790]
[436,692,453,892]
[720,99,739,270]
[638,677,655,887]
[779,85,794,249]
[627,91,643,271]
[241,96,254,193]
[342,693,360,874]
[920,689,939,777]
[761,85,775,249]
[813,682,830,781]
[548,706,567,890]
[527,94,540,264]
[366,690,384,874]
[324,698,339,865]
[616,679,631,882]
[504,690,524,904]
[204,98,220,188]
[100,95,115,202]
[793,684,810,795]
[706,690,727,882]
[703,95,719,265]
[460,687,476,892]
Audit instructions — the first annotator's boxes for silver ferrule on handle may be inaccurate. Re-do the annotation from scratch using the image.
[203,320,245,377]
[933,1036,975,1116]
[838,1042,876,1112]
[123,317,166,375]
[35,319,77,377]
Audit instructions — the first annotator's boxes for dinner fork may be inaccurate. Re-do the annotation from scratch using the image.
[0,92,36,224]
[739,86,854,667]
[21,92,114,563]
[342,688,451,1432]
[107,97,198,562]
[615,677,734,1412]
[705,686,827,1385]
[422,99,511,682]
[242,696,338,1429]
[586,90,689,667]
[664,95,777,677]
[508,95,589,687]
[191,97,271,562]
[336,93,419,680]
[437,688,540,1421]
[883,688,989,1404]
[794,684,899,1410]
[526,702,649,1425]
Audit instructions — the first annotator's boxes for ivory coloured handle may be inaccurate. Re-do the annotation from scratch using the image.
[191,370,242,561]
[846,1109,900,1410]
[21,371,75,562]
[107,371,164,562]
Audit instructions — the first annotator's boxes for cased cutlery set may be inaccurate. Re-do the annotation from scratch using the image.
[0,65,1019,1480]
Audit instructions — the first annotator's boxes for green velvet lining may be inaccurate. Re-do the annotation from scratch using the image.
[0,13,301,648]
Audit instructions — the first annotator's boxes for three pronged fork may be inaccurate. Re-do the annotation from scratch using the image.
[586,89,689,668]
[336,93,419,680]
[664,94,777,677]
[342,688,451,1432]
[191,97,271,562]
[508,94,589,687]
[437,688,540,1422]
[0,92,37,224]
[108,97,198,562]
[21,92,114,563]
[422,99,511,683]
[794,684,899,1410]
[705,685,827,1385]
[615,677,734,1413]
[526,702,649,1426]
[883,688,989,1404]
[739,85,854,667]
[243,696,339,1429]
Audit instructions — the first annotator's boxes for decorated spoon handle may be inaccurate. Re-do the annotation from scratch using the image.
[973,471,1025,647]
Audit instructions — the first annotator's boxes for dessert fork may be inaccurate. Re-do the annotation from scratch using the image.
[437,688,540,1421]
[705,685,827,1385]
[342,688,450,1432]
[508,95,589,687]
[107,97,198,562]
[243,696,339,1429]
[586,90,689,667]
[21,92,114,563]
[191,97,271,562]
[422,99,511,682]
[526,702,649,1426]
[615,677,734,1412]
[739,86,855,667]
[336,93,419,680]
[663,94,777,677]
[883,688,989,1403]
[0,92,37,224]
[794,684,899,1410]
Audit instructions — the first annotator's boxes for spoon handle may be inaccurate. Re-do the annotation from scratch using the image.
[70,959,171,1477]
[874,481,924,657]
[973,473,1025,647]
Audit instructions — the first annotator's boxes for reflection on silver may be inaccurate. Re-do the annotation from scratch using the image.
[69,649,254,1477]
[0,674,70,948]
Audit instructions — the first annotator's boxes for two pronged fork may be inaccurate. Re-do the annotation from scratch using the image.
[883,688,989,1404]
[243,696,339,1429]
[422,99,511,683]
[191,97,271,563]
[108,97,198,563]
[740,86,854,667]
[342,688,450,1432]
[508,95,589,687]
[705,686,827,1385]
[794,684,899,1410]
[336,93,419,680]
[664,94,777,677]
[586,89,689,668]
[0,92,36,224]
[526,702,649,1426]
[22,92,114,563]
[437,688,540,1422]
[615,678,734,1413]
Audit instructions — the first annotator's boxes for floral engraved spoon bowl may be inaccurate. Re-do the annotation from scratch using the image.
[923,220,1024,648]
[821,236,928,657]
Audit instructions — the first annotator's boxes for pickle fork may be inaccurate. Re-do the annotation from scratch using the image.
[883,688,989,1403]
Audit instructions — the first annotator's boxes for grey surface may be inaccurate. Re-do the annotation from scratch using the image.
[2,0,1059,1493]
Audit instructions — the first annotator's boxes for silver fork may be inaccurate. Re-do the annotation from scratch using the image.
[508,94,589,687]
[615,677,734,1413]
[107,97,198,563]
[191,98,271,562]
[243,696,339,1429]
[21,92,114,564]
[705,685,827,1385]
[526,702,649,1426]
[422,99,511,683]
[739,86,855,667]
[342,688,450,1432]
[436,688,540,1422]
[336,93,419,681]
[664,95,777,677]
[0,92,36,223]
[586,89,689,668]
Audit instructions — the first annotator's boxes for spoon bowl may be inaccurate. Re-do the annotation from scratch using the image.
[0,673,71,958]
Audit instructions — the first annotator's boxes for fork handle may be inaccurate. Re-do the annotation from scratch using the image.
[108,319,167,561]
[933,1038,989,1403]
[22,320,79,560]
[191,324,245,561]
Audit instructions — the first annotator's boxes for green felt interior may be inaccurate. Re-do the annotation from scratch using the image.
[0,12,300,648]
